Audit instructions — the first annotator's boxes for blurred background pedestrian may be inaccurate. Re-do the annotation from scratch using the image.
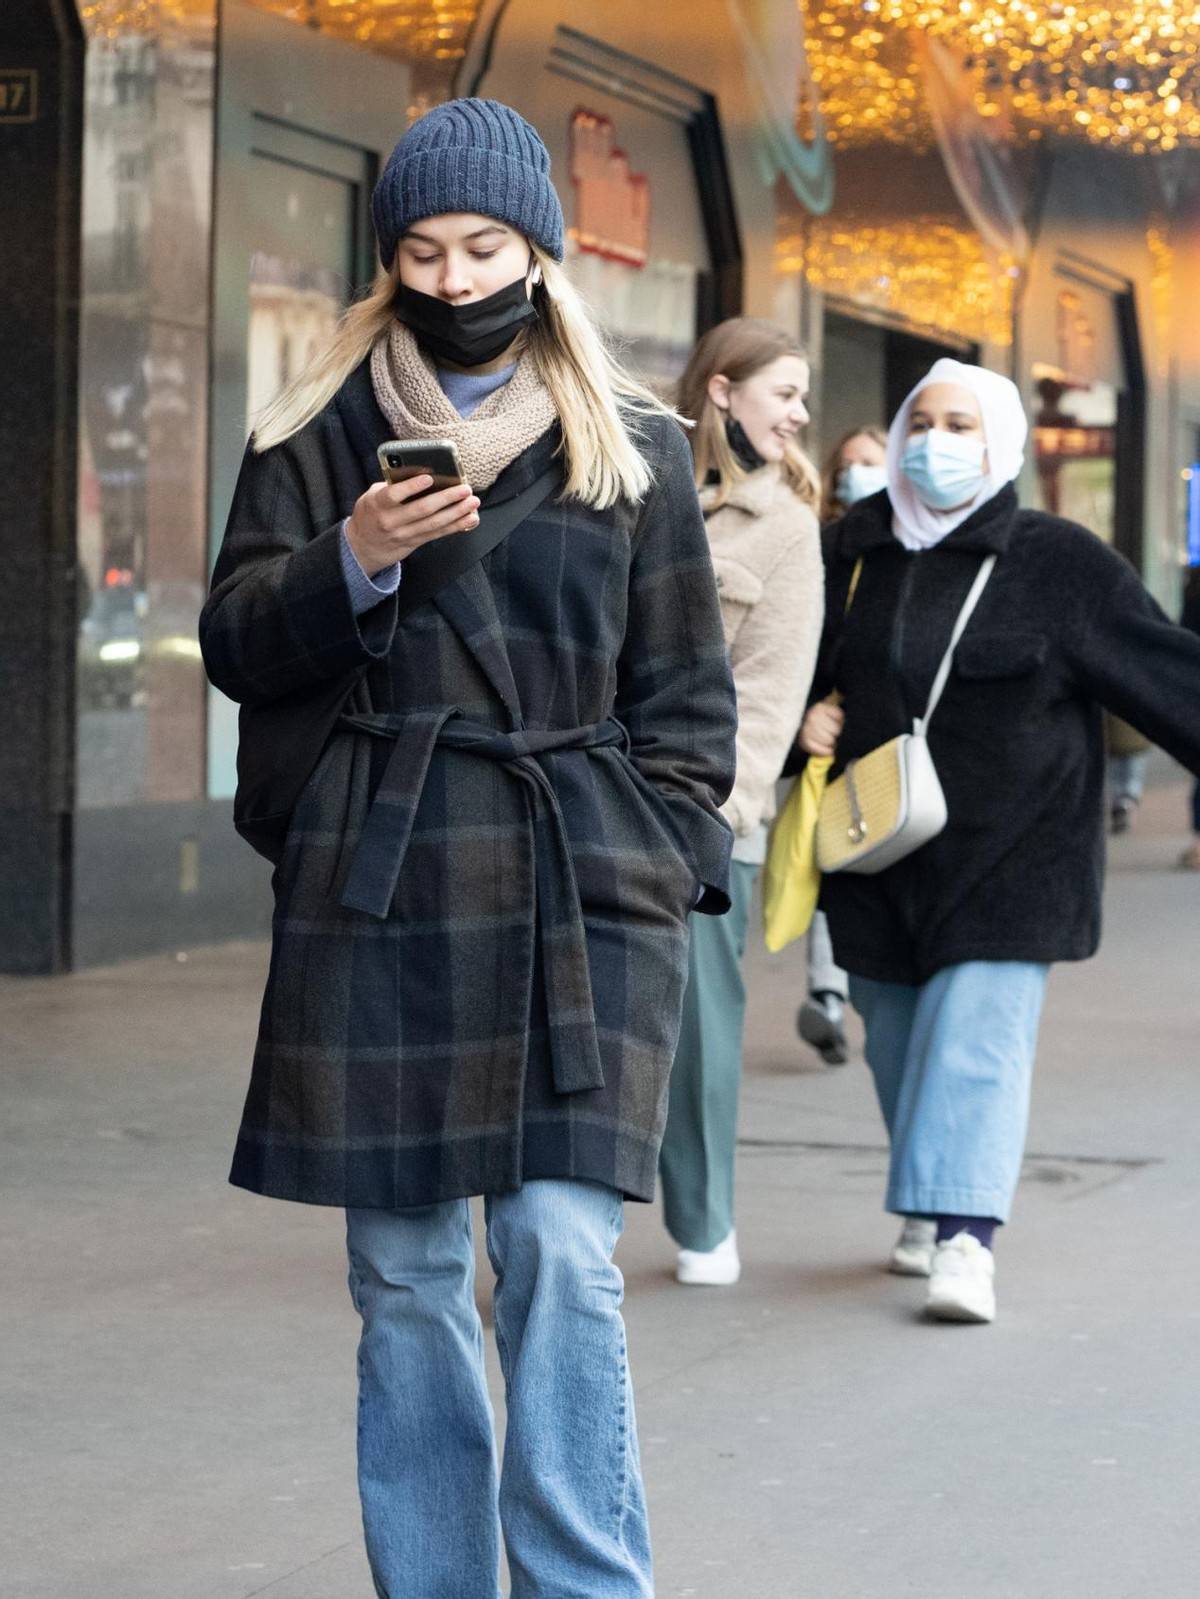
[1180,565,1200,870]
[1105,713,1151,834]
[798,424,888,1068]
[660,318,825,1287]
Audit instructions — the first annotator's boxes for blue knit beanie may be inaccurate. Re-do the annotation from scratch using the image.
[372,98,565,269]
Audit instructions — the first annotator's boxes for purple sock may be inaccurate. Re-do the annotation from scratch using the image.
[934,1215,998,1251]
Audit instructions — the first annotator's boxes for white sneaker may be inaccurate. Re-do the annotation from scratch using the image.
[676,1229,741,1286]
[925,1232,996,1323]
[889,1218,937,1277]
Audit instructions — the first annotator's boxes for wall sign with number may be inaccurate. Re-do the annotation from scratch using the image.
[0,70,39,124]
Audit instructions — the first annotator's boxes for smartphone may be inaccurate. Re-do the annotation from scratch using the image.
[377,439,465,498]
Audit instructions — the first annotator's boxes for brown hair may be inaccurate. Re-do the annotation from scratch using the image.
[820,424,888,525]
[676,317,820,511]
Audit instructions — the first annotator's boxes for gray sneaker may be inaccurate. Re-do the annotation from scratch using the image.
[797,993,849,1065]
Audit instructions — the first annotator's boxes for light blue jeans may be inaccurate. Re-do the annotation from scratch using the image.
[346,1179,652,1599]
[849,961,1049,1222]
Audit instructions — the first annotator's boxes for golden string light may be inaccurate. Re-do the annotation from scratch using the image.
[780,219,1017,344]
[804,0,1200,151]
[79,0,215,34]
[1146,223,1174,364]
[243,0,480,62]
[80,0,480,66]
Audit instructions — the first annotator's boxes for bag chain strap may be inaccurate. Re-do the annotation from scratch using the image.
[843,762,867,844]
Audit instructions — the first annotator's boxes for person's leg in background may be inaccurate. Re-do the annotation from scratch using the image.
[881,961,1049,1323]
[346,1202,502,1599]
[847,974,937,1277]
[798,910,850,1065]
[1108,749,1149,834]
[659,860,758,1285]
[1180,779,1200,869]
[486,1180,653,1599]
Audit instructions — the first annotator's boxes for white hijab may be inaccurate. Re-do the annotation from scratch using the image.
[887,358,1027,551]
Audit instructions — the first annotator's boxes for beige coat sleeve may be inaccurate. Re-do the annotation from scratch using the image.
[720,512,825,838]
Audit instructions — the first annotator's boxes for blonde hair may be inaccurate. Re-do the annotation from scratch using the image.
[252,244,675,510]
[676,318,820,512]
[820,424,888,524]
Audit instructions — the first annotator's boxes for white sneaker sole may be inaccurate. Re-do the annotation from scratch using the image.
[925,1289,996,1324]
[675,1263,741,1286]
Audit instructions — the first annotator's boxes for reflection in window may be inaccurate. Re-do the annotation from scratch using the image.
[1031,369,1117,542]
[76,5,215,808]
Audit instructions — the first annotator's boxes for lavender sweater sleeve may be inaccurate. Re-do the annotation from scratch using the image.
[339,520,401,615]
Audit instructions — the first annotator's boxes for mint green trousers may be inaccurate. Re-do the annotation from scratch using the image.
[659,861,758,1253]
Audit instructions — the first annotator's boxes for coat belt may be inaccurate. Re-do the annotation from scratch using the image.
[336,709,630,1095]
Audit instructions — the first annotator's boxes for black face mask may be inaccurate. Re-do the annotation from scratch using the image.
[725,416,766,472]
[395,273,538,368]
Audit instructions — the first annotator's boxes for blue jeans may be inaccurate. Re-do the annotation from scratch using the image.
[849,962,1049,1222]
[346,1180,652,1599]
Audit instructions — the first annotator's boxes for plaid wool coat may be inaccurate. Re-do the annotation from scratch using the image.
[201,363,737,1208]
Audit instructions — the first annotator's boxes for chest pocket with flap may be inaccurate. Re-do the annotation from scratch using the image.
[711,555,764,649]
[953,631,1048,680]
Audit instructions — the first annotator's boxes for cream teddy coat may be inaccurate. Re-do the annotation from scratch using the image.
[701,466,824,842]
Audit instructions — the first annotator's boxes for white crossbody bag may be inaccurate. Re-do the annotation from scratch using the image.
[815,554,997,876]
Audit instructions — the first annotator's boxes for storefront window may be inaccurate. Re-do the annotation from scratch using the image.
[562,107,698,392]
[76,6,216,808]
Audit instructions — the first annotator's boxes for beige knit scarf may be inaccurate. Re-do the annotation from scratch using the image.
[370,321,558,490]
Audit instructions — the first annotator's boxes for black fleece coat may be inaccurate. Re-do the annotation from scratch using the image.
[806,485,1200,984]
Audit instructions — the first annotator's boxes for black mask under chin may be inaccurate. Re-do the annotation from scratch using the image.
[395,274,538,368]
[725,417,767,472]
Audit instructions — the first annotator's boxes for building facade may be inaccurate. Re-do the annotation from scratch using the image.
[3,0,1199,970]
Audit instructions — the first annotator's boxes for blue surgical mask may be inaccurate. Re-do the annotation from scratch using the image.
[901,429,987,510]
[837,461,888,505]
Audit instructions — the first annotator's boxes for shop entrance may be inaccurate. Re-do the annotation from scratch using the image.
[819,308,977,463]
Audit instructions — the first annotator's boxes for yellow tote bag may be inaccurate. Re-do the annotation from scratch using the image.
[760,557,862,953]
[762,754,831,952]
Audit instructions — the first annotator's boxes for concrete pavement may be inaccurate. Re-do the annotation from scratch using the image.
[3,779,1198,1599]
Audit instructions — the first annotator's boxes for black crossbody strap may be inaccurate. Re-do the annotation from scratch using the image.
[395,465,559,618]
[337,378,560,617]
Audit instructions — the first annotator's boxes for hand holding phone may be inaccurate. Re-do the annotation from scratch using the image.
[346,440,479,575]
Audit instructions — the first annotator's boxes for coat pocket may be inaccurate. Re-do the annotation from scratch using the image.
[953,631,1048,680]
[712,555,764,648]
[712,555,765,608]
[606,754,700,921]
[943,630,1050,745]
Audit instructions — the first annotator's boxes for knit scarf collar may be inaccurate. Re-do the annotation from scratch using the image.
[370,321,557,491]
